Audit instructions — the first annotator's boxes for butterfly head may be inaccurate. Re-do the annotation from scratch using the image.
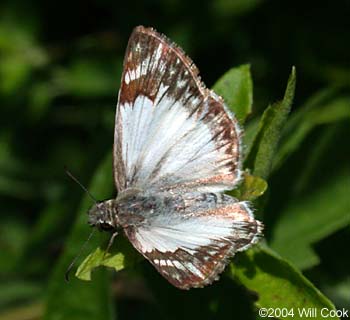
[88,200,118,232]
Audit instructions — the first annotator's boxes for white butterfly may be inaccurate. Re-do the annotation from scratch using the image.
[87,26,263,289]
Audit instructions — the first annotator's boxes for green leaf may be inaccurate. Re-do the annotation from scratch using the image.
[242,117,260,157]
[229,172,268,201]
[230,246,338,319]
[245,67,296,179]
[273,92,350,171]
[76,236,140,281]
[213,64,253,124]
[43,154,115,320]
[76,247,125,281]
[270,169,350,270]
[322,275,350,310]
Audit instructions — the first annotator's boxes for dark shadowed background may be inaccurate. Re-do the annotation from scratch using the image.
[0,0,349,319]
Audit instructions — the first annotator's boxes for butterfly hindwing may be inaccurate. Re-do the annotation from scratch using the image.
[123,192,263,289]
[114,26,242,193]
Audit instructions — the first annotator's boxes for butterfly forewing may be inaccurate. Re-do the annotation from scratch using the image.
[114,26,242,193]
[123,192,262,289]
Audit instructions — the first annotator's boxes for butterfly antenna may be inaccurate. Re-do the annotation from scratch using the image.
[65,228,96,282]
[64,166,98,204]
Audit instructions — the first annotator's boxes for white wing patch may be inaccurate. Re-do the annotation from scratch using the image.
[120,94,232,192]
[133,203,258,254]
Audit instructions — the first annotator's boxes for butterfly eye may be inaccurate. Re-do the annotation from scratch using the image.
[99,223,114,231]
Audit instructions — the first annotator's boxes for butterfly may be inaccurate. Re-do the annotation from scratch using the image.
[87,26,263,289]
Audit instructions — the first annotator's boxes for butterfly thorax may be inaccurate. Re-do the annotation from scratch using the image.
[88,188,171,231]
[115,189,166,227]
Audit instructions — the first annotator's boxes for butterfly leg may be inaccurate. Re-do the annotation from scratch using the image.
[103,231,118,259]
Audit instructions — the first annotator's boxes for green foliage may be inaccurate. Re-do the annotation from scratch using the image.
[43,154,114,320]
[76,247,126,281]
[229,172,267,201]
[270,170,350,269]
[274,89,350,171]
[231,246,336,319]
[76,240,140,281]
[245,67,296,179]
[0,18,47,95]
[213,64,253,123]
[1,2,350,320]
